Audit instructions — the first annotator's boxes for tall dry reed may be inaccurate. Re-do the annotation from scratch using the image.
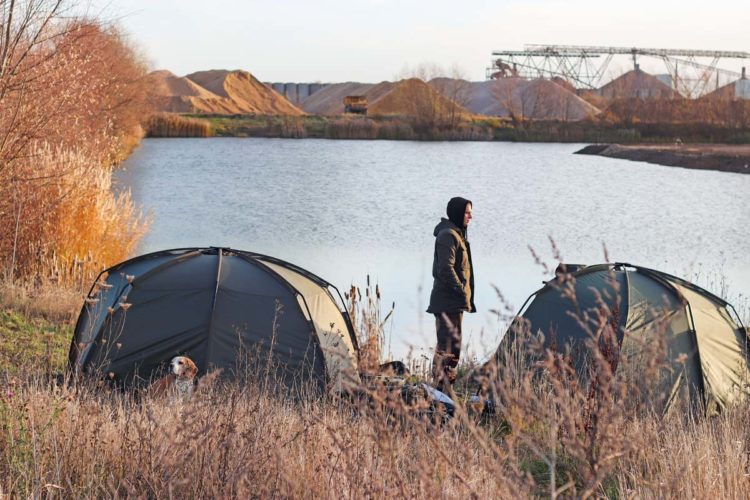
[346,276,394,373]
[0,145,149,287]
[146,114,213,138]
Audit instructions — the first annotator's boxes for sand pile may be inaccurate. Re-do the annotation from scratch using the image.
[598,69,679,100]
[186,70,304,115]
[368,78,471,119]
[300,79,470,120]
[148,69,304,115]
[299,82,392,115]
[148,70,217,98]
[146,70,239,113]
[446,78,599,120]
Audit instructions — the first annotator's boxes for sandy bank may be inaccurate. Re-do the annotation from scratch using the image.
[575,144,750,174]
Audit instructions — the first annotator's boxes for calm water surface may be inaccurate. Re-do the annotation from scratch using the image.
[117,138,750,359]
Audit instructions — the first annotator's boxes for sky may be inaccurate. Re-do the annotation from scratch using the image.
[86,0,750,83]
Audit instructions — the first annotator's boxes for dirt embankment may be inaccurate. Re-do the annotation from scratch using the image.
[576,144,750,174]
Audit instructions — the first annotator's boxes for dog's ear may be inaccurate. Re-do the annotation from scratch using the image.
[186,359,198,378]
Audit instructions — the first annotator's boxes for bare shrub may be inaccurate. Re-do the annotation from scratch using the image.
[0,3,150,291]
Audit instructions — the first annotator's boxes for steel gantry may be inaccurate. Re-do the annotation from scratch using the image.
[488,44,750,96]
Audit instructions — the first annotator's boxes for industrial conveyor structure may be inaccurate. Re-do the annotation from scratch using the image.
[488,44,750,97]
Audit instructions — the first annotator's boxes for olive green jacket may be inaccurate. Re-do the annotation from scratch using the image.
[427,218,476,314]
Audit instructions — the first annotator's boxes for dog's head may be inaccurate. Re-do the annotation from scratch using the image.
[170,356,198,380]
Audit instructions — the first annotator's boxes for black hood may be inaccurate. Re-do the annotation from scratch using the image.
[446,197,472,237]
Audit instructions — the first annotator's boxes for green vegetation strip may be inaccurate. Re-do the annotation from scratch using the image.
[0,310,70,375]
[146,113,750,144]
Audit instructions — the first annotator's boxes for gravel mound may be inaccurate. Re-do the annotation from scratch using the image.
[300,79,470,119]
[599,69,678,100]
[454,78,599,120]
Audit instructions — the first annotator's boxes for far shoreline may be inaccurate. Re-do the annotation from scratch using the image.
[575,144,750,175]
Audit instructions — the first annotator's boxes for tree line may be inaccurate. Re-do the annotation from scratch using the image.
[0,0,151,287]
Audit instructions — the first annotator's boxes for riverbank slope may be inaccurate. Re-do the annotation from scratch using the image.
[576,143,750,174]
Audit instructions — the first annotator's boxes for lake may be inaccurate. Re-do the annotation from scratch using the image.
[117,138,750,361]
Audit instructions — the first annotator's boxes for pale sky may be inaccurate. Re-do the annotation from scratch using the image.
[88,0,749,83]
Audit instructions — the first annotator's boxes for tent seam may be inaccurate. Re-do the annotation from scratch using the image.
[204,248,224,366]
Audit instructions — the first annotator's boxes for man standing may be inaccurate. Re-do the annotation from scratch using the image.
[427,197,475,393]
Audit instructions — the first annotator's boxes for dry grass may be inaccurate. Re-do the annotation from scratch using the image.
[0,375,521,498]
[2,269,749,498]
[615,409,750,497]
[1,359,749,498]
[0,281,81,324]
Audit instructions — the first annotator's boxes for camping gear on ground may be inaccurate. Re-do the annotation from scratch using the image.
[356,362,456,420]
[69,247,360,394]
[490,263,749,415]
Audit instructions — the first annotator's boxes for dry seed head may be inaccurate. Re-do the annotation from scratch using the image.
[119,302,131,311]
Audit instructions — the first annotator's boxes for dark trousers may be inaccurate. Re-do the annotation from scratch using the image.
[432,311,463,393]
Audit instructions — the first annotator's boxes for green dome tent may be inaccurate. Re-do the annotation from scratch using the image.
[493,263,749,414]
[69,247,360,394]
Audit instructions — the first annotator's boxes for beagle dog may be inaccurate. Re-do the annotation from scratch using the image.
[148,356,198,399]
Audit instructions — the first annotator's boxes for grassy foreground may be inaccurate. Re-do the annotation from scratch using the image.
[2,299,749,498]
